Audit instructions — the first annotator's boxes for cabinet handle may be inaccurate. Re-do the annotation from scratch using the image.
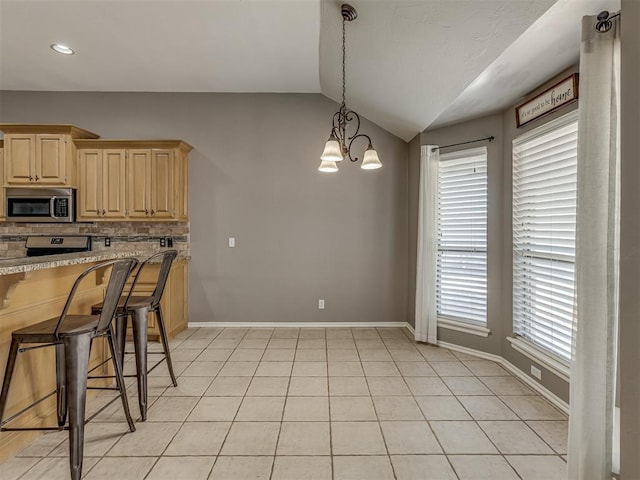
[144,209,149,215]
[29,176,33,181]
[35,175,39,182]
[102,209,106,216]
[151,209,155,216]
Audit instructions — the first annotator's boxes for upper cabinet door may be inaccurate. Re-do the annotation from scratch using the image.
[36,134,66,184]
[150,149,174,218]
[127,149,151,218]
[102,149,127,219]
[5,134,35,184]
[77,149,102,219]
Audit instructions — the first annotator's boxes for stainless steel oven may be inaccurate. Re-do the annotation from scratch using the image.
[6,188,75,223]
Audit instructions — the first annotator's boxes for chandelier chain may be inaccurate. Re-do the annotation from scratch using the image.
[342,15,346,106]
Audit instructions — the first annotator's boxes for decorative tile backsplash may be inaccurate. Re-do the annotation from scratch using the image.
[0,222,190,259]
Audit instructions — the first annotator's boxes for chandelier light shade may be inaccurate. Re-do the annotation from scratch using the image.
[360,145,383,170]
[318,160,339,173]
[318,3,382,173]
[320,132,344,162]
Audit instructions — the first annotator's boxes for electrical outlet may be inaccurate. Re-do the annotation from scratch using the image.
[531,365,542,380]
[229,237,236,248]
[160,238,166,247]
[318,299,325,309]
[104,237,111,247]
[167,238,173,248]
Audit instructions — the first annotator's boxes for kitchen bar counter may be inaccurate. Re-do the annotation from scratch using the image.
[0,251,190,275]
[0,250,144,275]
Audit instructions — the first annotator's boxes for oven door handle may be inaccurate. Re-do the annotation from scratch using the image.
[50,196,59,218]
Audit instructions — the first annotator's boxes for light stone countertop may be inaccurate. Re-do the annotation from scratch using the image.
[0,250,191,275]
[0,250,145,275]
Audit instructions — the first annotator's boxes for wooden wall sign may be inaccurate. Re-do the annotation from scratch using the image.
[515,73,579,127]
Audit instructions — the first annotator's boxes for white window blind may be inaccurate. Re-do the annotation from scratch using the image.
[437,147,488,325]
[512,111,578,363]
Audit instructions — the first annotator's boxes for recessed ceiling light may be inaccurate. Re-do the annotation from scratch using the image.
[50,44,74,55]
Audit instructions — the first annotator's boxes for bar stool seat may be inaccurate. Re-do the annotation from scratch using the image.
[91,250,179,421]
[92,295,155,313]
[12,315,99,339]
[0,258,139,480]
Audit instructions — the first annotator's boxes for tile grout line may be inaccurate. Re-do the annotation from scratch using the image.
[267,329,296,480]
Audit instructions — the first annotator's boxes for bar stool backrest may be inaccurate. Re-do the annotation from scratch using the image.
[54,258,139,338]
[124,250,178,310]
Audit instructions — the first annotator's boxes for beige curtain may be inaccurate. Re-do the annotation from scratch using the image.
[414,145,439,344]
[568,14,620,480]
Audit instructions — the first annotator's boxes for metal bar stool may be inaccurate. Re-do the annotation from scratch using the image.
[0,258,139,480]
[92,250,178,421]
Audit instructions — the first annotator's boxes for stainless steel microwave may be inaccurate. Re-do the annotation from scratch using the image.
[6,188,75,223]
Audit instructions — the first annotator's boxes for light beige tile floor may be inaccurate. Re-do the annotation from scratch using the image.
[2,327,568,479]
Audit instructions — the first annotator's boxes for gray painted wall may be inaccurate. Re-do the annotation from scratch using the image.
[620,0,640,476]
[0,92,409,325]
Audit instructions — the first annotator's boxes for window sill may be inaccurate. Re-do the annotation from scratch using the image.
[438,318,491,337]
[507,336,571,382]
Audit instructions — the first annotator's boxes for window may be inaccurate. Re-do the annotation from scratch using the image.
[512,111,578,362]
[436,147,488,325]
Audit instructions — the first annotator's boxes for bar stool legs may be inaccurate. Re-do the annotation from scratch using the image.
[106,325,136,433]
[0,338,20,422]
[119,304,177,421]
[55,344,67,427]
[131,308,149,421]
[155,305,178,387]
[114,315,128,368]
[64,325,135,480]
[64,334,91,480]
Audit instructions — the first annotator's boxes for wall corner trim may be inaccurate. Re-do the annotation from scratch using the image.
[438,340,569,415]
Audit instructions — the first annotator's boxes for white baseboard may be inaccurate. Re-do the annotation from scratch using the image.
[437,340,569,415]
[188,321,411,329]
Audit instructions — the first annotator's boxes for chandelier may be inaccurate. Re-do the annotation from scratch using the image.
[318,3,382,173]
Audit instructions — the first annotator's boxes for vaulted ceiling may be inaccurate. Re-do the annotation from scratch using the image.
[0,0,620,141]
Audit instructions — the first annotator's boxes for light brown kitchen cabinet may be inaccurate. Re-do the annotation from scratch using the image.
[75,139,191,221]
[0,125,99,186]
[126,148,174,219]
[77,148,127,220]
